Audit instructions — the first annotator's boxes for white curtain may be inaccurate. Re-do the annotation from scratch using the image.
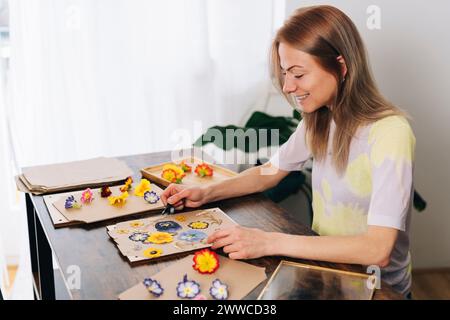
[1,0,283,297]
[7,0,276,166]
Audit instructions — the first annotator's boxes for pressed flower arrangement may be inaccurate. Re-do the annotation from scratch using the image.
[138,249,228,299]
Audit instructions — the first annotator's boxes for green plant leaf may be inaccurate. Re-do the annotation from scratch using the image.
[193,111,299,152]
[293,109,302,121]
[413,190,427,212]
[263,171,306,203]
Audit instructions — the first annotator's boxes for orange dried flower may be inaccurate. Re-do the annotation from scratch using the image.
[194,163,213,177]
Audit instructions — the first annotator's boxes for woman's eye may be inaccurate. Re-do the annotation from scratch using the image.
[294,75,304,79]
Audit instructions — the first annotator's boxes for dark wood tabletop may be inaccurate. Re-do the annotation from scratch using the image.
[28,150,404,300]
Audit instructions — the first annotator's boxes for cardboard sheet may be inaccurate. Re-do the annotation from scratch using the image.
[46,183,164,226]
[107,208,236,263]
[17,157,133,194]
[119,254,267,300]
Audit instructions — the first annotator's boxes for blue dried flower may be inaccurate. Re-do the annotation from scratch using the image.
[65,195,81,209]
[128,232,149,243]
[176,274,200,299]
[155,220,182,234]
[210,279,228,300]
[178,230,207,243]
[143,278,164,297]
[144,191,160,204]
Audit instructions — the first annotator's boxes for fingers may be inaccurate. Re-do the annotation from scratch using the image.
[174,203,184,211]
[228,251,247,260]
[222,243,241,254]
[185,199,203,208]
[210,235,235,250]
[207,228,232,244]
[161,184,180,205]
[167,188,191,205]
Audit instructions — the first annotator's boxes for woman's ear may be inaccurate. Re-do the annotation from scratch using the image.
[337,55,347,80]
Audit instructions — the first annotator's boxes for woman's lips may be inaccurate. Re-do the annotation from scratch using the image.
[291,93,309,111]
[295,93,310,101]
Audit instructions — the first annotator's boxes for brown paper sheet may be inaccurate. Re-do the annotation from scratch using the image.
[119,254,267,300]
[107,208,236,263]
[17,157,133,194]
[48,183,164,226]
[43,193,81,227]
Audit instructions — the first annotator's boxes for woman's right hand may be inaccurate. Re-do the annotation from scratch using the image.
[160,184,208,210]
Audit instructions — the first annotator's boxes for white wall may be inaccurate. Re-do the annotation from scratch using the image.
[283,0,450,269]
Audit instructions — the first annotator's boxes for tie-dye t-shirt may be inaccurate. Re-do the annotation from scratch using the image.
[270,115,415,295]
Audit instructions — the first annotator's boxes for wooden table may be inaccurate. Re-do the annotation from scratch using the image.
[25,150,403,300]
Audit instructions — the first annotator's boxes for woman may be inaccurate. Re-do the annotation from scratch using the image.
[161,5,415,297]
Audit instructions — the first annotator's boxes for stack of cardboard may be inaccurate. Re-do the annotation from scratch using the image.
[16,157,134,195]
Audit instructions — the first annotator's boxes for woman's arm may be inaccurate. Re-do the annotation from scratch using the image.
[271,225,398,267]
[203,162,289,203]
[208,225,398,267]
[161,162,289,208]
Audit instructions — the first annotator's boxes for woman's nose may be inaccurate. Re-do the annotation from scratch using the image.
[282,77,296,94]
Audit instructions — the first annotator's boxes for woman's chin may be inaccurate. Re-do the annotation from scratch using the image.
[300,103,324,114]
[297,104,313,114]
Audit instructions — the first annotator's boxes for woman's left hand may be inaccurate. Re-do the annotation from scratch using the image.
[207,225,275,259]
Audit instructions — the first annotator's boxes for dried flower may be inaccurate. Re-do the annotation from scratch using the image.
[120,176,133,192]
[154,221,182,234]
[144,191,160,204]
[65,195,81,209]
[144,232,173,244]
[134,179,151,197]
[188,221,209,230]
[161,164,186,183]
[176,274,200,299]
[180,161,192,173]
[210,279,228,300]
[100,186,112,197]
[194,163,213,177]
[143,278,164,296]
[142,248,163,259]
[193,249,220,274]
[108,191,129,206]
[80,188,94,204]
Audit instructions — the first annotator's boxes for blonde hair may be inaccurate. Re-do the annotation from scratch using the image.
[270,5,406,173]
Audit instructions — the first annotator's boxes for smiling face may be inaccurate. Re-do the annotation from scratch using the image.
[278,42,340,113]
